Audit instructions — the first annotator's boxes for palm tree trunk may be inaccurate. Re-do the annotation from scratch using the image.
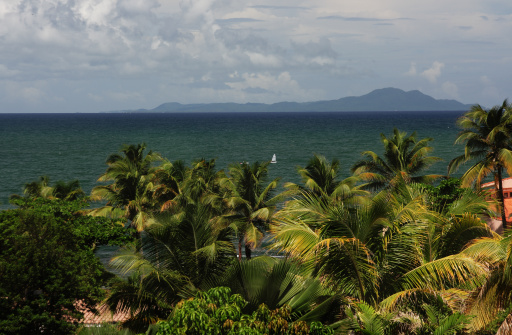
[497,166,508,230]
[238,236,243,262]
[245,243,252,260]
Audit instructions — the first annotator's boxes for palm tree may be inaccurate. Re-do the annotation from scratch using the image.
[271,188,396,303]
[337,301,472,335]
[52,179,85,200]
[182,158,225,208]
[151,159,187,212]
[205,255,339,320]
[448,100,512,229]
[106,201,236,331]
[272,180,495,311]
[351,128,442,190]
[458,235,512,331]
[219,161,284,260]
[90,143,162,231]
[286,154,368,204]
[11,175,85,201]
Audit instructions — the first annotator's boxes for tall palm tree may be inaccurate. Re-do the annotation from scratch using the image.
[90,143,162,231]
[351,128,442,190]
[219,161,284,260]
[448,100,512,229]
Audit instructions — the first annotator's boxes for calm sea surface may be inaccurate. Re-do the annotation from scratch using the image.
[0,111,465,209]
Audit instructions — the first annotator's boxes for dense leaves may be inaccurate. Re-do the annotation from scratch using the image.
[0,201,110,334]
[5,104,512,334]
[351,128,442,190]
[449,100,512,227]
[155,287,334,335]
[9,197,135,248]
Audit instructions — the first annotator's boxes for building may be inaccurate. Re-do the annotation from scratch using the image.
[481,177,512,233]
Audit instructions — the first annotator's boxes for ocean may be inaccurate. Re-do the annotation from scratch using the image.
[0,111,464,209]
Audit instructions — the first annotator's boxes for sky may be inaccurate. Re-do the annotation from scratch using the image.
[1,0,511,113]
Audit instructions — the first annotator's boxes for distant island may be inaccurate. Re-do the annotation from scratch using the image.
[106,87,474,113]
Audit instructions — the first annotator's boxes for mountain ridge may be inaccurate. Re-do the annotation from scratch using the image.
[107,87,474,113]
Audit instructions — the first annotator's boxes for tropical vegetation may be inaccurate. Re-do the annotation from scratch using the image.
[0,198,131,334]
[351,128,443,190]
[448,100,512,228]
[4,101,512,334]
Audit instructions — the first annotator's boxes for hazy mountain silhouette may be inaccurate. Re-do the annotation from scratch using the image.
[108,88,473,113]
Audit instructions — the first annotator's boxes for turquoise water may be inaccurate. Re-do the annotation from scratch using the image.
[0,111,464,208]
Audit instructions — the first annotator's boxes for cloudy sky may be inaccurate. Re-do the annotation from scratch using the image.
[1,0,511,113]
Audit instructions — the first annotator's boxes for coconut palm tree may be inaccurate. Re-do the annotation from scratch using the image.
[285,154,368,204]
[448,100,512,229]
[219,161,285,260]
[351,128,442,190]
[151,159,187,212]
[105,201,236,331]
[271,188,398,303]
[182,158,225,207]
[11,175,85,201]
[272,179,495,310]
[457,234,512,331]
[90,143,162,231]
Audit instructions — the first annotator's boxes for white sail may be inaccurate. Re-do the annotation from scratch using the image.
[271,154,277,163]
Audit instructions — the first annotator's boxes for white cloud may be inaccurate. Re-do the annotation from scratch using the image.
[0,0,511,111]
[421,61,444,83]
[226,71,320,102]
[246,52,282,67]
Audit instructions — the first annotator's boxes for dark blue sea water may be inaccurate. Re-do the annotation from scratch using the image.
[0,111,464,209]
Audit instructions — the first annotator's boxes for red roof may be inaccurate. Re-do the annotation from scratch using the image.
[482,177,512,189]
[76,301,131,325]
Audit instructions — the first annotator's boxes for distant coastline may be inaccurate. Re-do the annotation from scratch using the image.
[104,87,474,114]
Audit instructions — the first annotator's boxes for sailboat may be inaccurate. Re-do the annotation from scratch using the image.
[270,154,277,164]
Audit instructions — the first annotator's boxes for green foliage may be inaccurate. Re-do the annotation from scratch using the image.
[4,124,510,334]
[76,323,138,335]
[206,256,339,322]
[351,128,442,190]
[0,200,115,334]
[448,100,512,226]
[155,287,334,335]
[90,143,163,231]
[417,303,472,335]
[9,197,135,248]
[286,154,367,204]
[10,175,86,201]
[338,302,396,335]
[105,201,236,331]
[421,178,465,213]
[337,301,471,335]
[220,160,283,260]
